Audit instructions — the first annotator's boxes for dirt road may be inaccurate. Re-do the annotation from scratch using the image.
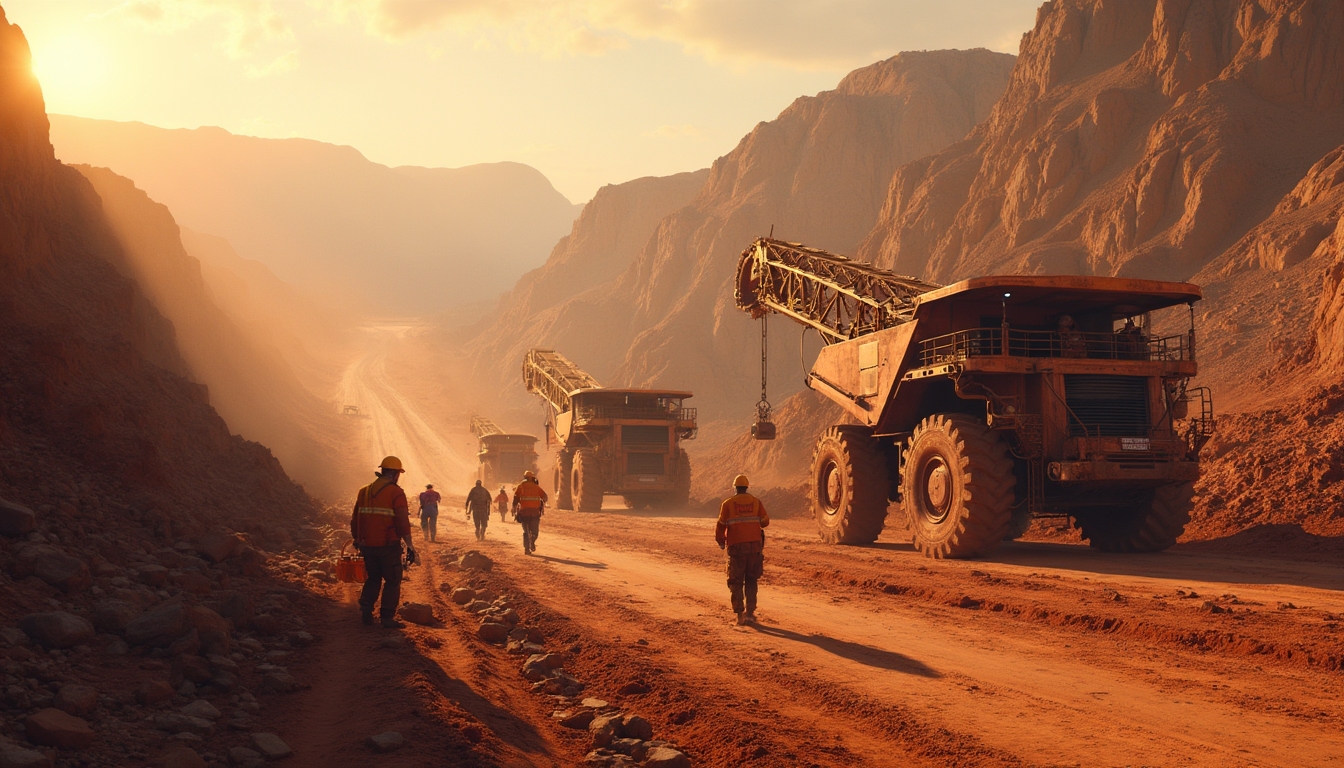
[282,327,1343,767]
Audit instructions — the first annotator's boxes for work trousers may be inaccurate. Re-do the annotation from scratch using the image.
[518,515,540,551]
[471,509,490,541]
[498,505,509,522]
[726,551,764,615]
[420,512,438,542]
[358,545,403,620]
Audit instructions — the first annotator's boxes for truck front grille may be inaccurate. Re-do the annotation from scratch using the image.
[621,425,670,446]
[625,452,666,475]
[1064,375,1149,437]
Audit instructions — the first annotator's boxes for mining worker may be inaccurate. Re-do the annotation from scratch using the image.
[495,486,510,523]
[465,480,493,541]
[1117,317,1147,360]
[418,484,441,542]
[512,470,548,555]
[716,474,770,626]
[1057,314,1087,358]
[350,456,417,629]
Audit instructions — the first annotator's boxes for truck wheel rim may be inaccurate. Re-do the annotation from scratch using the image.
[921,457,951,523]
[820,460,842,516]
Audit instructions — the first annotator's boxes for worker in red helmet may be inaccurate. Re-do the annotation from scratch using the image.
[716,473,770,625]
[350,456,416,629]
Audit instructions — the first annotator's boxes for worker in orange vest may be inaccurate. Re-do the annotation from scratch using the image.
[716,474,770,625]
[350,456,417,629]
[512,470,548,555]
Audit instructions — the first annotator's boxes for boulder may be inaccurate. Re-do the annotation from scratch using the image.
[153,747,207,768]
[643,747,691,768]
[153,713,215,737]
[210,591,255,629]
[136,564,170,587]
[477,622,509,643]
[18,612,94,649]
[195,531,244,564]
[226,747,262,765]
[559,710,595,729]
[136,680,176,705]
[450,588,475,605]
[189,606,231,655]
[618,681,650,696]
[0,498,36,537]
[179,700,221,720]
[459,551,493,571]
[0,627,29,647]
[0,740,51,768]
[14,546,90,593]
[398,603,434,625]
[622,715,653,741]
[589,714,624,748]
[365,732,406,752]
[522,653,565,680]
[24,708,95,749]
[126,602,190,647]
[172,655,214,685]
[258,671,298,694]
[474,588,498,603]
[92,600,140,634]
[54,684,98,716]
[250,733,292,760]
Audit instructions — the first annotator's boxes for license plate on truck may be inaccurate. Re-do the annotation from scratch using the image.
[638,476,657,483]
[1121,438,1151,451]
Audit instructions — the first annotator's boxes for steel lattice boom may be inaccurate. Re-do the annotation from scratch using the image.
[734,237,941,342]
[522,349,602,415]
[469,416,503,438]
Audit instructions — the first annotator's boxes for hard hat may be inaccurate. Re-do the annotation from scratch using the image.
[523,470,537,480]
[379,456,404,471]
[733,474,749,488]
[425,484,433,489]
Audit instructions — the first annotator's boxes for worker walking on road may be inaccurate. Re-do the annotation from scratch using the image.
[495,486,510,523]
[350,456,418,629]
[465,480,493,541]
[716,474,770,626]
[418,484,441,542]
[513,470,548,555]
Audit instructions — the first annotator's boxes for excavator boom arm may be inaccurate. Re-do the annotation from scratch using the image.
[734,237,940,342]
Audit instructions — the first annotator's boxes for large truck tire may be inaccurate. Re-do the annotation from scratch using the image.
[810,425,889,545]
[662,448,692,508]
[1075,482,1193,552]
[572,449,604,512]
[553,451,573,510]
[901,414,1015,558]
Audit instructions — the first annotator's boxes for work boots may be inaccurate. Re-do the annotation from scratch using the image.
[744,612,757,625]
[735,612,748,626]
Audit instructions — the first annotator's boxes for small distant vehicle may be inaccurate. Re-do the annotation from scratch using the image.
[341,405,361,416]
[470,416,540,488]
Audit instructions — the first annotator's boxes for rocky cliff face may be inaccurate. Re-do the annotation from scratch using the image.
[0,9,316,540]
[73,166,354,498]
[48,115,581,314]
[465,49,1016,440]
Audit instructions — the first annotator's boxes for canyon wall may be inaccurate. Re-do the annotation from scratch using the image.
[49,115,582,314]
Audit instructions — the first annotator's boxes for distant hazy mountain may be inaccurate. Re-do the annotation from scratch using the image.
[49,115,582,313]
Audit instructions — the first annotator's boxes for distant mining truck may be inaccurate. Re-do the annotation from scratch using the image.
[523,349,696,511]
[470,416,539,488]
[735,238,1215,557]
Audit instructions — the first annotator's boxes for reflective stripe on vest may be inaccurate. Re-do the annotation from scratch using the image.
[357,507,396,516]
[725,516,760,525]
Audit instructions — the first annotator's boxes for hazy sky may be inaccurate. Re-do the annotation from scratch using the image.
[7,1,1039,202]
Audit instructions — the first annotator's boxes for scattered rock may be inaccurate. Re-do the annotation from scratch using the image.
[465,600,491,614]
[126,602,191,647]
[0,627,29,647]
[153,713,216,737]
[522,652,565,680]
[580,698,609,709]
[54,684,98,716]
[250,733,292,760]
[258,671,298,694]
[617,681,650,696]
[173,655,214,685]
[24,708,95,749]
[478,622,509,643]
[450,588,476,605]
[154,747,207,768]
[559,710,596,729]
[18,612,95,649]
[589,714,624,748]
[92,599,140,634]
[622,715,653,741]
[0,497,37,537]
[643,746,691,768]
[398,603,434,625]
[460,551,493,571]
[955,596,981,610]
[195,531,244,563]
[0,740,51,768]
[227,746,263,766]
[136,680,177,705]
[137,564,170,587]
[365,732,406,752]
[179,700,222,720]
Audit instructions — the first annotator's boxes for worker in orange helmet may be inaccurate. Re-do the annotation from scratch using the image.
[716,473,770,625]
[512,469,548,555]
[350,456,417,629]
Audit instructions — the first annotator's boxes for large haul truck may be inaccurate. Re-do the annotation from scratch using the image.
[735,238,1215,558]
[470,416,539,488]
[523,349,696,512]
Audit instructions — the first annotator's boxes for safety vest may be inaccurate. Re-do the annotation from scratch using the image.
[353,479,406,547]
[716,493,769,548]
[513,480,548,517]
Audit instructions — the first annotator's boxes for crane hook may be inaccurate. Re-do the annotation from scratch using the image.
[752,313,776,440]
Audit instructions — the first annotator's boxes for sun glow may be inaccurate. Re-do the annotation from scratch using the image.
[30,34,111,105]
